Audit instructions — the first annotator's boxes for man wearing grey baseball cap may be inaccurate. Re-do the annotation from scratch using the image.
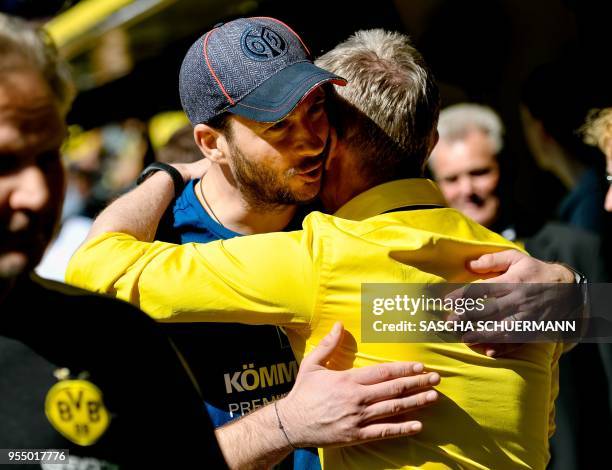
[136,17,396,470]
[179,17,346,125]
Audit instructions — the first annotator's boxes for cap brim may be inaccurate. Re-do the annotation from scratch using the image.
[228,61,347,123]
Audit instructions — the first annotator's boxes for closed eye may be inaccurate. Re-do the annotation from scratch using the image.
[267,119,289,132]
[309,100,325,115]
[469,168,492,177]
[0,154,19,174]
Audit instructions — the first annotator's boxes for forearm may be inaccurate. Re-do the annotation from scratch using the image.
[215,401,291,469]
[68,227,313,324]
[215,324,441,468]
[86,172,175,242]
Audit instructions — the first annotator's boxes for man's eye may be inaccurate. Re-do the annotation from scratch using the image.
[268,120,289,132]
[310,101,325,115]
[0,155,19,174]
[470,168,491,177]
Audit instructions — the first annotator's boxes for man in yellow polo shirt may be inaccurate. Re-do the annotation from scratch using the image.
[68,30,571,469]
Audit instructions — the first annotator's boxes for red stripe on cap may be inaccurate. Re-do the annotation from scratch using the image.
[203,29,235,105]
[255,16,311,56]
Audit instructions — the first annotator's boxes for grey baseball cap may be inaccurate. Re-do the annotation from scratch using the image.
[179,16,347,125]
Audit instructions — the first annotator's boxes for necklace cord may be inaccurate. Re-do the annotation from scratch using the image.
[199,173,224,227]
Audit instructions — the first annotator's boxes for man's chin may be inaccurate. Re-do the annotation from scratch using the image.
[291,181,322,204]
[0,251,39,280]
[463,209,496,227]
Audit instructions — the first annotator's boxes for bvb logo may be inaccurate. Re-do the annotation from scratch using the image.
[45,379,110,446]
[241,27,288,61]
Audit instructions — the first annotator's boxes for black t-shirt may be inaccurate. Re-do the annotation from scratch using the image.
[0,274,227,469]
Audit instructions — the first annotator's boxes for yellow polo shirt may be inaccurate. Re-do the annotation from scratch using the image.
[67,178,560,470]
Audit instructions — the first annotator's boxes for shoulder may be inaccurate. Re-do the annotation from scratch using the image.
[172,179,198,212]
[26,274,158,333]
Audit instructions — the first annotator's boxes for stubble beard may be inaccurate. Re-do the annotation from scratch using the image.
[228,140,322,212]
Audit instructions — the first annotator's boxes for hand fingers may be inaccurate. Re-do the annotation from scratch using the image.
[361,390,439,423]
[351,361,425,385]
[460,295,505,322]
[444,285,466,302]
[471,343,524,358]
[461,310,531,343]
[356,420,423,443]
[446,287,514,322]
[444,283,495,303]
[301,322,344,368]
[467,250,523,274]
[361,372,440,404]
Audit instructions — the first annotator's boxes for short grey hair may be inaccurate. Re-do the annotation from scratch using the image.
[0,13,75,116]
[436,103,504,155]
[316,29,439,182]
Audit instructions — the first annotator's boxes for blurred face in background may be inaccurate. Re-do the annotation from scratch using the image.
[430,128,500,227]
[0,67,65,281]
[605,149,612,212]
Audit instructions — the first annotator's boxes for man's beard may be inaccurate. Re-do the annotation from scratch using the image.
[228,138,329,211]
[0,211,59,280]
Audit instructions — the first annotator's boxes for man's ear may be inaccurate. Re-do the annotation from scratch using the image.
[193,123,228,164]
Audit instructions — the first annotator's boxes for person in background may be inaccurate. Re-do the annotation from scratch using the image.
[582,108,612,211]
[429,103,606,281]
[430,102,611,470]
[155,124,202,164]
[581,105,612,408]
[427,103,504,230]
[521,61,608,234]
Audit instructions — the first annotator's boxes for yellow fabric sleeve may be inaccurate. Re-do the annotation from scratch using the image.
[66,231,319,327]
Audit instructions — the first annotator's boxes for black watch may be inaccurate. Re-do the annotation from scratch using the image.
[137,162,185,198]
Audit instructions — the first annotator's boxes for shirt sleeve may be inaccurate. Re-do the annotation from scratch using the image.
[66,230,323,327]
[547,343,563,438]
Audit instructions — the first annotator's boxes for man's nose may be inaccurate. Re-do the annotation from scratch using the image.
[457,175,475,197]
[10,165,51,212]
[294,116,327,157]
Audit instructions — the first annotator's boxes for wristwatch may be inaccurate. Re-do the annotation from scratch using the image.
[137,162,185,198]
[561,263,589,345]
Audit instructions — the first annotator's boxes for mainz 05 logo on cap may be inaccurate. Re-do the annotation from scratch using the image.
[241,26,288,61]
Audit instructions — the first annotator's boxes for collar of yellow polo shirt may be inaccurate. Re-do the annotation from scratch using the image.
[334,178,446,220]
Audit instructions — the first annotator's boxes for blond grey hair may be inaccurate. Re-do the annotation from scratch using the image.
[316,29,439,181]
[0,13,75,116]
[436,103,504,155]
[581,107,612,158]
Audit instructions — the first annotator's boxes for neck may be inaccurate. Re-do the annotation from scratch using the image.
[196,164,297,235]
[321,146,372,213]
[322,177,373,214]
[0,276,16,306]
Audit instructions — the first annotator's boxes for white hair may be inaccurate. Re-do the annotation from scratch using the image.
[435,103,504,155]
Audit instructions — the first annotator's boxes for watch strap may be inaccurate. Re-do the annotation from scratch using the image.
[137,162,185,198]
